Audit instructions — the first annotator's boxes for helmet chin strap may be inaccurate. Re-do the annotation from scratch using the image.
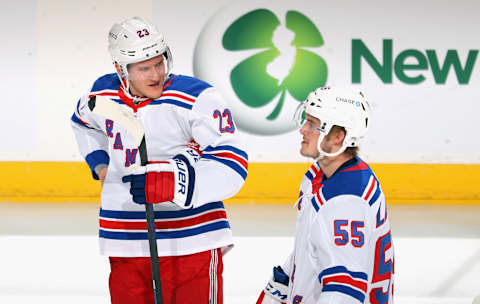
[315,132,349,160]
[115,73,150,104]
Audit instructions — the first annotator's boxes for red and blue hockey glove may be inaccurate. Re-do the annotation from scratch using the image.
[122,144,201,208]
[256,266,289,304]
[122,171,147,204]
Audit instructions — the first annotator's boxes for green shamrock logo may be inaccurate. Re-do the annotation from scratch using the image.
[222,9,328,120]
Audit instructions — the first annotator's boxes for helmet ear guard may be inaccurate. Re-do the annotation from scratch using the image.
[294,86,371,159]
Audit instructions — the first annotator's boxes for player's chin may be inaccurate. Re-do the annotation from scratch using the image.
[144,86,164,99]
[299,146,310,157]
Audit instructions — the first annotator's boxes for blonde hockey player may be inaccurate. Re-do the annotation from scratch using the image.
[71,16,248,304]
[257,87,394,304]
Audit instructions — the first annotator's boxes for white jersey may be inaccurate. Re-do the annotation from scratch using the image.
[283,157,394,304]
[71,73,248,257]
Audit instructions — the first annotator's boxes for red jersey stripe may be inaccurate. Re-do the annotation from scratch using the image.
[323,274,367,292]
[163,75,177,89]
[76,116,90,127]
[364,178,376,201]
[315,191,324,206]
[211,152,248,170]
[100,210,227,230]
[342,160,368,172]
[161,92,195,103]
[88,92,118,98]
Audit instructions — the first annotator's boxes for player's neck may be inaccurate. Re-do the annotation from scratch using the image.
[318,153,352,179]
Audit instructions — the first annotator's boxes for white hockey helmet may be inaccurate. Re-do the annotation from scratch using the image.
[294,86,371,158]
[108,16,173,82]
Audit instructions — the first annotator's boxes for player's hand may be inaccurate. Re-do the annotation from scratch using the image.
[256,266,289,304]
[121,169,147,204]
[121,162,175,205]
[122,144,201,207]
[99,167,108,186]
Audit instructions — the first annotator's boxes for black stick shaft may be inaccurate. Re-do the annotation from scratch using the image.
[139,138,163,304]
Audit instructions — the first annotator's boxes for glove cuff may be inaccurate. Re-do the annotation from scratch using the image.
[171,154,195,209]
[175,147,201,165]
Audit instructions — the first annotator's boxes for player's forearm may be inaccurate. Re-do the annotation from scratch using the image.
[191,160,246,205]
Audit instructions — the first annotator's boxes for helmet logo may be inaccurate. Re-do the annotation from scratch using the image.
[335,97,357,105]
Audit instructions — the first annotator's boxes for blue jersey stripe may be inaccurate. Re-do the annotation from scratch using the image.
[99,220,230,240]
[108,96,193,110]
[311,196,320,212]
[109,97,194,110]
[322,284,365,303]
[318,266,368,281]
[369,184,382,206]
[76,99,81,114]
[91,73,121,92]
[202,154,247,180]
[71,114,95,129]
[204,145,248,160]
[305,170,314,182]
[100,201,225,220]
[149,99,193,110]
[165,74,212,97]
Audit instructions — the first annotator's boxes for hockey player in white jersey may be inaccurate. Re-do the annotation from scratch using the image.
[71,16,248,304]
[257,87,394,304]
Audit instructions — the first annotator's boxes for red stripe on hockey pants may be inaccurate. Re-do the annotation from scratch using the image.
[108,248,223,304]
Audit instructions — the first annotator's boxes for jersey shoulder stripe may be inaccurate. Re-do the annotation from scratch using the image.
[149,75,212,110]
[87,74,123,105]
[310,189,326,212]
[71,113,94,129]
[91,73,121,92]
[361,175,381,206]
[305,162,321,182]
[86,74,212,111]
[318,265,368,303]
[150,89,197,110]
[164,74,212,97]
[71,98,96,129]
[320,157,382,206]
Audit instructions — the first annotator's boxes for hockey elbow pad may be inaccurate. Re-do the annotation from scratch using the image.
[256,266,289,304]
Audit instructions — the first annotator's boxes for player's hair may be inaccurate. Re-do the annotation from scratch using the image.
[328,126,358,157]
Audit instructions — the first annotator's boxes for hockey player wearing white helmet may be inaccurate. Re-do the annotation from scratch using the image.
[257,87,394,304]
[71,16,248,304]
[108,16,173,102]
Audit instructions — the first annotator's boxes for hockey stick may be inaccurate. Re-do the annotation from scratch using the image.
[88,95,163,304]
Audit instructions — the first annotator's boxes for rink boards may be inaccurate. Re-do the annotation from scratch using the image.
[1,162,479,203]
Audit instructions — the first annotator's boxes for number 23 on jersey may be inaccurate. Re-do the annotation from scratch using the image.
[213,108,235,133]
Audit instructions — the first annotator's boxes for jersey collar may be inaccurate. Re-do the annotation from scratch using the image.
[322,156,358,181]
[117,74,176,112]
